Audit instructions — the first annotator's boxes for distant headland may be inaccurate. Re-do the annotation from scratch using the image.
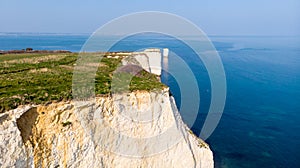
[0,48,71,55]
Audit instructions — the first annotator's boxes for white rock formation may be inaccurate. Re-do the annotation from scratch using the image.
[143,49,162,76]
[163,48,169,58]
[0,88,213,168]
[121,48,167,76]
[122,52,151,73]
[131,53,151,72]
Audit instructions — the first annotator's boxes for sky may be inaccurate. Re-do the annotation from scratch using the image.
[0,0,299,36]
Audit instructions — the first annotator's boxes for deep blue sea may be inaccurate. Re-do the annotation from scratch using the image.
[1,33,299,168]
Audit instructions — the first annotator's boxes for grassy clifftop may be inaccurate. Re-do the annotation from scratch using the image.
[0,53,165,113]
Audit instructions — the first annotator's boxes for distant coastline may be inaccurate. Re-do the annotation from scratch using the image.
[0,48,72,55]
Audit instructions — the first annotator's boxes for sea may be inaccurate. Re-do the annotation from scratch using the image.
[1,32,299,168]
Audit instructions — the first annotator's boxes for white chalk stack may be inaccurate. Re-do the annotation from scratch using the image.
[163,48,169,57]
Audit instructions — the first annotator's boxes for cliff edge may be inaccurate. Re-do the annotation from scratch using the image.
[0,50,213,167]
[0,88,213,168]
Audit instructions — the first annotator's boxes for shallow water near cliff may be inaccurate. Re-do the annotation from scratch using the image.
[1,33,300,168]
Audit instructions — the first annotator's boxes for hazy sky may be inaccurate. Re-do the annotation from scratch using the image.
[0,0,299,35]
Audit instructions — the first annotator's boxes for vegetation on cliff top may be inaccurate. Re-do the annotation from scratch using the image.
[0,53,165,113]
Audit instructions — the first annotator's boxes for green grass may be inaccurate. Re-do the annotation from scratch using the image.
[0,53,165,113]
[0,53,56,62]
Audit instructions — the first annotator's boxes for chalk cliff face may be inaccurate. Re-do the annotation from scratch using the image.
[120,49,162,76]
[0,88,214,168]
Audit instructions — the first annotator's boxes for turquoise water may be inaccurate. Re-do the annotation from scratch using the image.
[1,33,299,167]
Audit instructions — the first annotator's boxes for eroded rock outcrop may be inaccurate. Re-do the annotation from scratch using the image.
[0,89,213,168]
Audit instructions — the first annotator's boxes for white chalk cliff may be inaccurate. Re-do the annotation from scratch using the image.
[0,89,213,168]
[0,50,214,167]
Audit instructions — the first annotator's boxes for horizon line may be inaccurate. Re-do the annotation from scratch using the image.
[0,32,299,37]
